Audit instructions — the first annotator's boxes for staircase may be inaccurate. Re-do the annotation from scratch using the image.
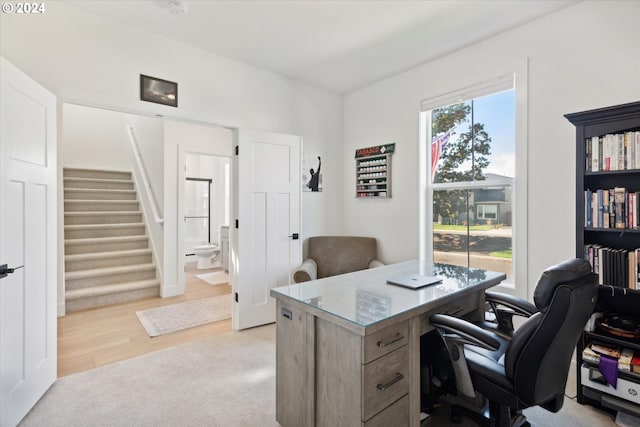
[63,168,160,312]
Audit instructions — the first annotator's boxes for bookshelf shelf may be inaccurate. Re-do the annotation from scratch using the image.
[584,228,640,234]
[585,169,640,176]
[585,331,640,351]
[566,101,640,412]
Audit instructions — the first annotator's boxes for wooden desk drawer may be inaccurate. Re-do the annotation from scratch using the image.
[363,345,409,421]
[364,394,409,427]
[363,320,408,363]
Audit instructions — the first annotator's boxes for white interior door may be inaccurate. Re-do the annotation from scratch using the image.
[0,57,57,427]
[233,129,301,330]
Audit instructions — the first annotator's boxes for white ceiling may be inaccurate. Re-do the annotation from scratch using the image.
[66,0,577,93]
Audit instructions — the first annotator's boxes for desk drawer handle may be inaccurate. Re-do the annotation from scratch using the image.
[377,333,403,348]
[377,373,404,391]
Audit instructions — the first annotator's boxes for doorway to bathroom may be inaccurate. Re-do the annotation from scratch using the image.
[183,153,231,274]
[182,152,230,298]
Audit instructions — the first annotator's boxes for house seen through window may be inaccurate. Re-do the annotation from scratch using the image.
[427,88,515,282]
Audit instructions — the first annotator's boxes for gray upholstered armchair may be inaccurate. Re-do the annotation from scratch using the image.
[292,236,383,283]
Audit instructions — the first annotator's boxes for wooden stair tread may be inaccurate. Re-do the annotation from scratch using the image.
[65,248,152,261]
[64,188,136,193]
[65,210,142,216]
[63,177,132,184]
[65,235,148,245]
[64,222,144,230]
[64,199,139,204]
[65,263,156,279]
[65,279,160,300]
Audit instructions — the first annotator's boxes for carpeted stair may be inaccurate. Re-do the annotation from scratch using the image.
[64,168,160,312]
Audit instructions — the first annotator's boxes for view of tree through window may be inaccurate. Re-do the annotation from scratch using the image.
[430,90,515,280]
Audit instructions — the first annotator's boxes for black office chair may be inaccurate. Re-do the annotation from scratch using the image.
[430,258,598,427]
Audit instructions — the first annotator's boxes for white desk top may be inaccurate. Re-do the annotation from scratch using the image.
[271,260,506,329]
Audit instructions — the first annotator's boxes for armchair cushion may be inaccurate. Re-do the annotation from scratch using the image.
[292,236,382,282]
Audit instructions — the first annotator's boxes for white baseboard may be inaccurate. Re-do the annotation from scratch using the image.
[160,283,181,298]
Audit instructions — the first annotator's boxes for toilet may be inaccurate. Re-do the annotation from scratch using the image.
[193,244,220,269]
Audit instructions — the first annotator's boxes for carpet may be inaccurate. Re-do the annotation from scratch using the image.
[19,321,618,427]
[136,295,232,337]
[195,270,229,285]
[19,325,277,427]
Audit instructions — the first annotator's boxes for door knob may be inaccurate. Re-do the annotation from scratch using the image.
[0,264,24,279]
[289,233,299,240]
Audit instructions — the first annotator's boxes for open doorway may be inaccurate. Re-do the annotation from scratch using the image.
[182,153,231,290]
[58,104,234,376]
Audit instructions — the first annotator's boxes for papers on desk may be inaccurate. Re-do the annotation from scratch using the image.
[386,273,442,290]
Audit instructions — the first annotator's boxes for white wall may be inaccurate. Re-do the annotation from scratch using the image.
[62,104,129,171]
[124,113,165,212]
[343,1,640,298]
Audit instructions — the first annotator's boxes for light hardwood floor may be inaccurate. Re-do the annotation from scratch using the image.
[58,262,232,377]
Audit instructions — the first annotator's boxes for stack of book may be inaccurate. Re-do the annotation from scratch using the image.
[584,246,640,289]
[585,131,640,172]
[583,341,640,374]
[584,187,640,230]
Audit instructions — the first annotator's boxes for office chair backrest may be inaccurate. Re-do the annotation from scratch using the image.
[504,258,598,411]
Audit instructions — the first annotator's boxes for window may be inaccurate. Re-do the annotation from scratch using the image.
[477,204,498,220]
[419,70,527,295]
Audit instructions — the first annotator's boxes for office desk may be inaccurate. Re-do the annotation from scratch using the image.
[270,260,506,427]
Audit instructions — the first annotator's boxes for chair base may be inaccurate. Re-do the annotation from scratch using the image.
[450,401,530,427]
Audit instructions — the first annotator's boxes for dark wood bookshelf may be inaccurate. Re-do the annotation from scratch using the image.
[566,101,640,412]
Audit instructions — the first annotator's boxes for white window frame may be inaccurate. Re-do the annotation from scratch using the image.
[418,60,528,299]
[477,204,498,220]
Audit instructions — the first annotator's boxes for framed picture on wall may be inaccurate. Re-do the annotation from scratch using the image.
[140,74,178,107]
[302,154,322,192]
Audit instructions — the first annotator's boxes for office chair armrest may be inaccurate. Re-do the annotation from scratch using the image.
[484,291,538,335]
[292,259,318,283]
[430,314,501,351]
[485,291,538,317]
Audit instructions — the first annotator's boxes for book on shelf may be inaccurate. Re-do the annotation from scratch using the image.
[633,355,640,375]
[631,248,640,290]
[615,187,626,229]
[584,246,640,289]
[603,189,610,229]
[590,341,622,358]
[585,131,640,172]
[584,187,640,230]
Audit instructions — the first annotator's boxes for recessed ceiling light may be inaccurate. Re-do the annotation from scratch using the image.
[167,1,188,15]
